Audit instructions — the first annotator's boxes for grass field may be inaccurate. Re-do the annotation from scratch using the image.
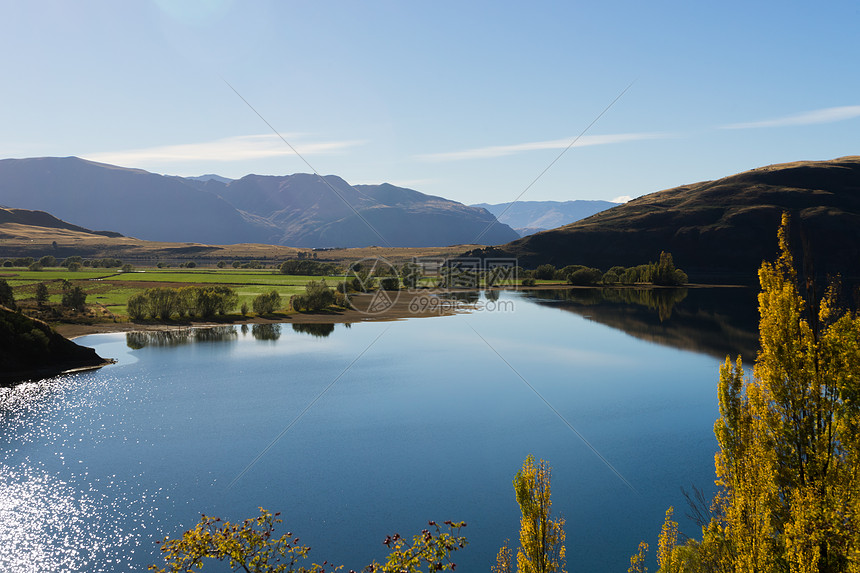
[3,262,527,320]
[3,266,344,317]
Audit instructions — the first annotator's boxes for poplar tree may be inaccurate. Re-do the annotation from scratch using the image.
[501,455,566,573]
[636,213,860,572]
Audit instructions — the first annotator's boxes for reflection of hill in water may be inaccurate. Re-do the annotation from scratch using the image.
[524,287,759,360]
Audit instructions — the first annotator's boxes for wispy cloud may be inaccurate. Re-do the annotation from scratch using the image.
[84,134,367,165]
[415,132,669,162]
[722,105,860,129]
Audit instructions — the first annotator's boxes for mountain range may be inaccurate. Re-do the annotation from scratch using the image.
[0,157,518,248]
[472,200,618,236]
[468,156,860,282]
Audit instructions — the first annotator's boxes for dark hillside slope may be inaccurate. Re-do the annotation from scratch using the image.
[0,306,109,385]
[470,157,860,282]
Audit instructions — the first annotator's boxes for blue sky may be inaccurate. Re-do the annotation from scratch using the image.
[1,0,858,204]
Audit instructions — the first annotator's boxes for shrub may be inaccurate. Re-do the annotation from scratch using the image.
[379,277,400,290]
[521,277,536,287]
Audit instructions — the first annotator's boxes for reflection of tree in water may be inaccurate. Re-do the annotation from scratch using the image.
[533,288,688,321]
[251,324,281,341]
[194,327,237,343]
[126,326,238,349]
[446,291,480,304]
[484,289,501,302]
[291,323,335,338]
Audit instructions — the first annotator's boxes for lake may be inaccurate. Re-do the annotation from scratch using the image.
[0,287,758,572]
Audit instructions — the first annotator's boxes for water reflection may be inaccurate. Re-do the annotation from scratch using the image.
[525,287,759,360]
[251,324,281,341]
[125,326,238,349]
[291,323,335,338]
[446,291,480,304]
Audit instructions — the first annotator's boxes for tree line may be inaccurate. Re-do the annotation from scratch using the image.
[127,286,239,320]
[526,251,687,287]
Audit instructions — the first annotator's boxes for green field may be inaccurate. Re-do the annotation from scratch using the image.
[3,266,346,317]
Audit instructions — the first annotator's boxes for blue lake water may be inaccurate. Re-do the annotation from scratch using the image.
[0,289,755,572]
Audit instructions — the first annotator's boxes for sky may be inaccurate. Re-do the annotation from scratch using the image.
[1,0,858,205]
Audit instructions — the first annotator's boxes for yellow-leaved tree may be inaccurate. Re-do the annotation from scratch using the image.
[633,213,860,572]
[494,455,566,573]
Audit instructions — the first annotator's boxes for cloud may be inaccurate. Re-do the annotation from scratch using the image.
[722,105,860,129]
[83,134,367,165]
[415,132,668,162]
[611,195,633,203]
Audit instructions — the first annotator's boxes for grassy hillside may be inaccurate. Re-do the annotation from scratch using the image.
[469,157,860,282]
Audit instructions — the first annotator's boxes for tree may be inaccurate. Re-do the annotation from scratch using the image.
[35,283,49,305]
[499,455,566,573]
[253,291,282,315]
[566,267,602,286]
[0,279,16,310]
[39,255,56,267]
[647,252,687,286]
[533,265,556,281]
[627,542,648,573]
[150,507,467,573]
[401,262,423,289]
[127,293,147,320]
[292,280,335,312]
[637,213,860,572]
[61,284,87,310]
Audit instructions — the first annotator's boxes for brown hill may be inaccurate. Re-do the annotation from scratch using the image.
[469,157,860,282]
[0,207,122,237]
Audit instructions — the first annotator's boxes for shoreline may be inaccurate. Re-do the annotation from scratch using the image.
[54,290,463,339]
[53,283,750,339]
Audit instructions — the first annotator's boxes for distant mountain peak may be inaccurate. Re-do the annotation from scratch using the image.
[0,157,519,248]
[186,174,234,184]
